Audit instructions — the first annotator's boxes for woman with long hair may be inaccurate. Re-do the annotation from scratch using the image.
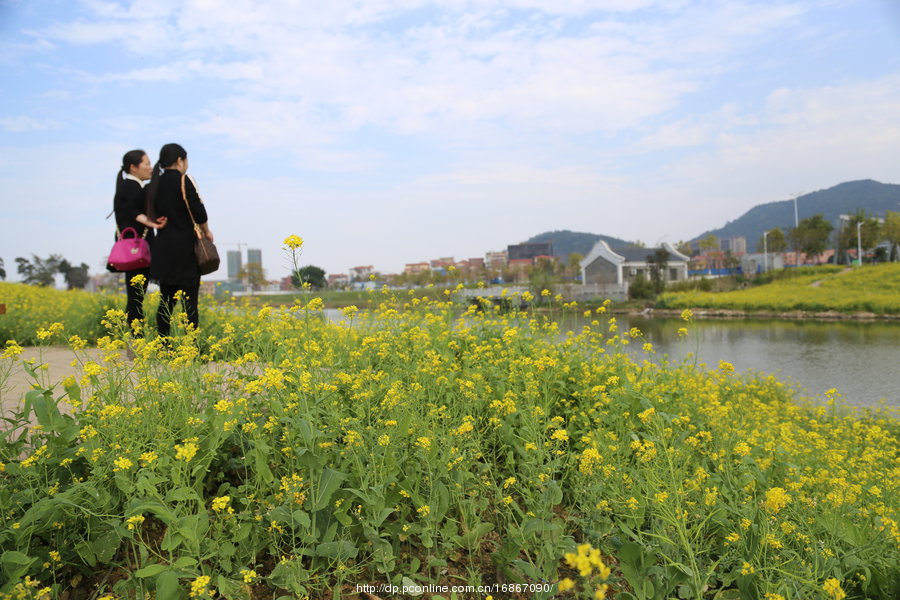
[146,143,214,337]
[113,149,166,336]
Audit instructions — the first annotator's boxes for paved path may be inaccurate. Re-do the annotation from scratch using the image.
[1,346,110,426]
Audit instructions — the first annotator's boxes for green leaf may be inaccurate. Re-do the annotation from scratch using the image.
[127,499,177,524]
[28,389,64,431]
[217,575,243,599]
[455,522,494,548]
[291,509,311,529]
[250,442,275,484]
[165,487,202,503]
[315,540,358,560]
[311,468,347,511]
[432,481,450,521]
[136,564,167,578]
[93,527,123,563]
[542,480,563,506]
[1,550,36,570]
[373,507,394,527]
[173,556,197,568]
[75,541,97,567]
[156,570,182,600]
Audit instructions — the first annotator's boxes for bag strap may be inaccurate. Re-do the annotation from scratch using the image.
[181,174,204,240]
[114,222,150,241]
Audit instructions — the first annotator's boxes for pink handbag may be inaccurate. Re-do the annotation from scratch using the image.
[107,227,151,272]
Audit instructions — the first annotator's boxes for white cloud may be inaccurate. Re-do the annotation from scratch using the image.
[26,0,808,153]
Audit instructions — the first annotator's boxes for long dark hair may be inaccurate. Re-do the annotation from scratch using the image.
[116,149,146,193]
[145,143,188,218]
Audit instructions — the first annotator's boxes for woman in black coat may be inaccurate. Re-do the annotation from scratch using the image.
[113,149,167,335]
[147,143,214,337]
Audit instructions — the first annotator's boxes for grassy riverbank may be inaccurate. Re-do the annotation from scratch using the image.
[1,284,898,600]
[659,264,900,315]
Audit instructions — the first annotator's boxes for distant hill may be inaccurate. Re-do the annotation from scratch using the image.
[693,180,900,252]
[525,230,634,264]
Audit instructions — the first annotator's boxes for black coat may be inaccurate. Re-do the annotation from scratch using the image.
[113,177,153,244]
[150,170,209,286]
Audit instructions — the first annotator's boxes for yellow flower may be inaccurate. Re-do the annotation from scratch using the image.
[680,308,693,321]
[550,428,569,442]
[2,340,24,358]
[417,505,430,517]
[83,361,104,377]
[211,496,231,512]
[190,575,213,598]
[762,487,791,514]
[283,235,304,250]
[822,578,846,600]
[564,543,611,579]
[126,515,145,530]
[378,434,390,446]
[558,578,575,592]
[175,442,199,462]
[240,568,258,583]
[113,457,133,472]
[740,562,755,575]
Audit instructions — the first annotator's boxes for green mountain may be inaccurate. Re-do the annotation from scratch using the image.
[524,230,634,264]
[693,180,900,252]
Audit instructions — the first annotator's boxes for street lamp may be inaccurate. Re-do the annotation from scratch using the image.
[763,230,769,273]
[857,221,863,267]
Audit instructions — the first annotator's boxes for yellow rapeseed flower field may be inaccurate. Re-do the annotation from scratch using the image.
[661,264,900,314]
[0,279,897,599]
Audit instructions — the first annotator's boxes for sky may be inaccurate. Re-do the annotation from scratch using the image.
[1,0,900,281]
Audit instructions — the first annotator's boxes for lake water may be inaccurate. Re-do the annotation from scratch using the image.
[579,315,900,408]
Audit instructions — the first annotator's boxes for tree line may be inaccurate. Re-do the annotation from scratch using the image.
[0,255,91,289]
[752,210,900,263]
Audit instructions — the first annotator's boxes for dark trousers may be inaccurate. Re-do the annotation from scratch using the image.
[156,283,200,338]
[124,268,150,337]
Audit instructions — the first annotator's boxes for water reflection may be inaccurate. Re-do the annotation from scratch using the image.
[558,315,899,407]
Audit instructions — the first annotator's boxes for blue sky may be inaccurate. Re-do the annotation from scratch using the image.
[2,0,900,280]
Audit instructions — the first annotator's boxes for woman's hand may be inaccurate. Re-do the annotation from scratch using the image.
[137,214,167,229]
[200,223,214,241]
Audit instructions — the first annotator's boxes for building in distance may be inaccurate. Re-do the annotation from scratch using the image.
[226,250,242,280]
